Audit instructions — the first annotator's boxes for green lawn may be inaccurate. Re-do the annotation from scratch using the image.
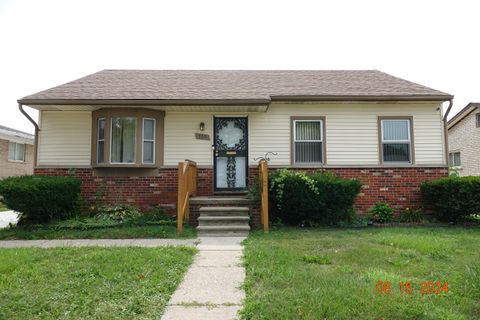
[242,227,480,320]
[0,246,196,319]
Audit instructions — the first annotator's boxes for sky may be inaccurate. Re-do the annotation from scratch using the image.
[0,0,478,134]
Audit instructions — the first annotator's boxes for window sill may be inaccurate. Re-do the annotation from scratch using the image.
[8,160,26,163]
[93,164,157,169]
[291,163,325,168]
[382,162,413,166]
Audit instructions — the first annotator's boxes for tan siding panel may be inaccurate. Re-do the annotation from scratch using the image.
[164,113,213,166]
[163,102,445,166]
[38,111,92,166]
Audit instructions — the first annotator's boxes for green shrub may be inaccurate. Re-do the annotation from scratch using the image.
[398,207,424,223]
[0,175,81,224]
[95,204,141,222]
[369,202,394,223]
[269,169,362,225]
[421,176,480,222]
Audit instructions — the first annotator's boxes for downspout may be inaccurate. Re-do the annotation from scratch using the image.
[442,99,453,168]
[18,103,39,167]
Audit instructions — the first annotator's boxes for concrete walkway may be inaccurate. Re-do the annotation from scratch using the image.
[162,237,246,320]
[0,210,18,229]
[0,238,198,248]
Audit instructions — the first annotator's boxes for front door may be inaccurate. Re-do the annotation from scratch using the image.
[213,117,248,191]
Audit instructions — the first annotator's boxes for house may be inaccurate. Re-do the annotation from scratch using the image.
[17,70,452,228]
[0,125,35,179]
[447,103,480,176]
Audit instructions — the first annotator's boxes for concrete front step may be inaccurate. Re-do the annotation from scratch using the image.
[199,206,250,217]
[196,205,251,237]
[197,225,250,237]
[197,231,249,237]
[198,215,250,226]
[190,196,255,206]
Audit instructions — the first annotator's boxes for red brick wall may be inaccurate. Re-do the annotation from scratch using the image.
[34,166,447,217]
[251,167,448,213]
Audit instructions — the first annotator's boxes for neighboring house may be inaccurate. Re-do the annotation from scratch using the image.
[18,70,452,224]
[447,103,480,176]
[0,125,35,179]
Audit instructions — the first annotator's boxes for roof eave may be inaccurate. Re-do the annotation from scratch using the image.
[19,94,453,107]
[17,98,272,106]
[270,94,453,102]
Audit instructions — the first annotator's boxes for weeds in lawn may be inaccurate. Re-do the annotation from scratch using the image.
[241,227,480,320]
[302,254,332,265]
[0,247,197,319]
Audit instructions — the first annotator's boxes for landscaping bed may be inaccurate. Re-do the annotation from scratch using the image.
[0,246,197,319]
[0,215,196,239]
[241,227,480,319]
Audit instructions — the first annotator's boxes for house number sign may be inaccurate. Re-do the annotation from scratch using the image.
[195,133,210,141]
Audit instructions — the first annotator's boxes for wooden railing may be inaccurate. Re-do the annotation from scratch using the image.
[258,159,269,232]
[177,160,197,235]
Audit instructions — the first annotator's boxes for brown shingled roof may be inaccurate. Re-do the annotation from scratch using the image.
[448,102,480,129]
[19,70,452,105]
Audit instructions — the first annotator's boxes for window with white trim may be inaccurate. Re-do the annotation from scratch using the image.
[142,118,155,164]
[293,120,323,164]
[97,118,105,164]
[449,152,461,167]
[110,117,136,164]
[381,119,412,163]
[8,142,25,161]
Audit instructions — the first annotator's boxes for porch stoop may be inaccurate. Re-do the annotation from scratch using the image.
[197,207,250,237]
[189,196,258,236]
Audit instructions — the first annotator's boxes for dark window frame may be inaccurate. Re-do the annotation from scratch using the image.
[290,116,326,166]
[378,116,415,165]
[91,108,164,168]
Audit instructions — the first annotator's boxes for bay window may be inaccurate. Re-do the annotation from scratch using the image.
[92,108,163,167]
[110,117,136,164]
[97,118,105,163]
[142,118,156,164]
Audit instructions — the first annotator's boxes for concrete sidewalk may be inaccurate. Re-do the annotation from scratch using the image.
[162,237,246,320]
[0,238,198,248]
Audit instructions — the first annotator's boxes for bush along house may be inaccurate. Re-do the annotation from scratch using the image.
[18,70,452,235]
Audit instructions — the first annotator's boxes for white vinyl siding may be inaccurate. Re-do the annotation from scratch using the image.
[163,102,445,166]
[38,111,92,166]
[164,113,214,166]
